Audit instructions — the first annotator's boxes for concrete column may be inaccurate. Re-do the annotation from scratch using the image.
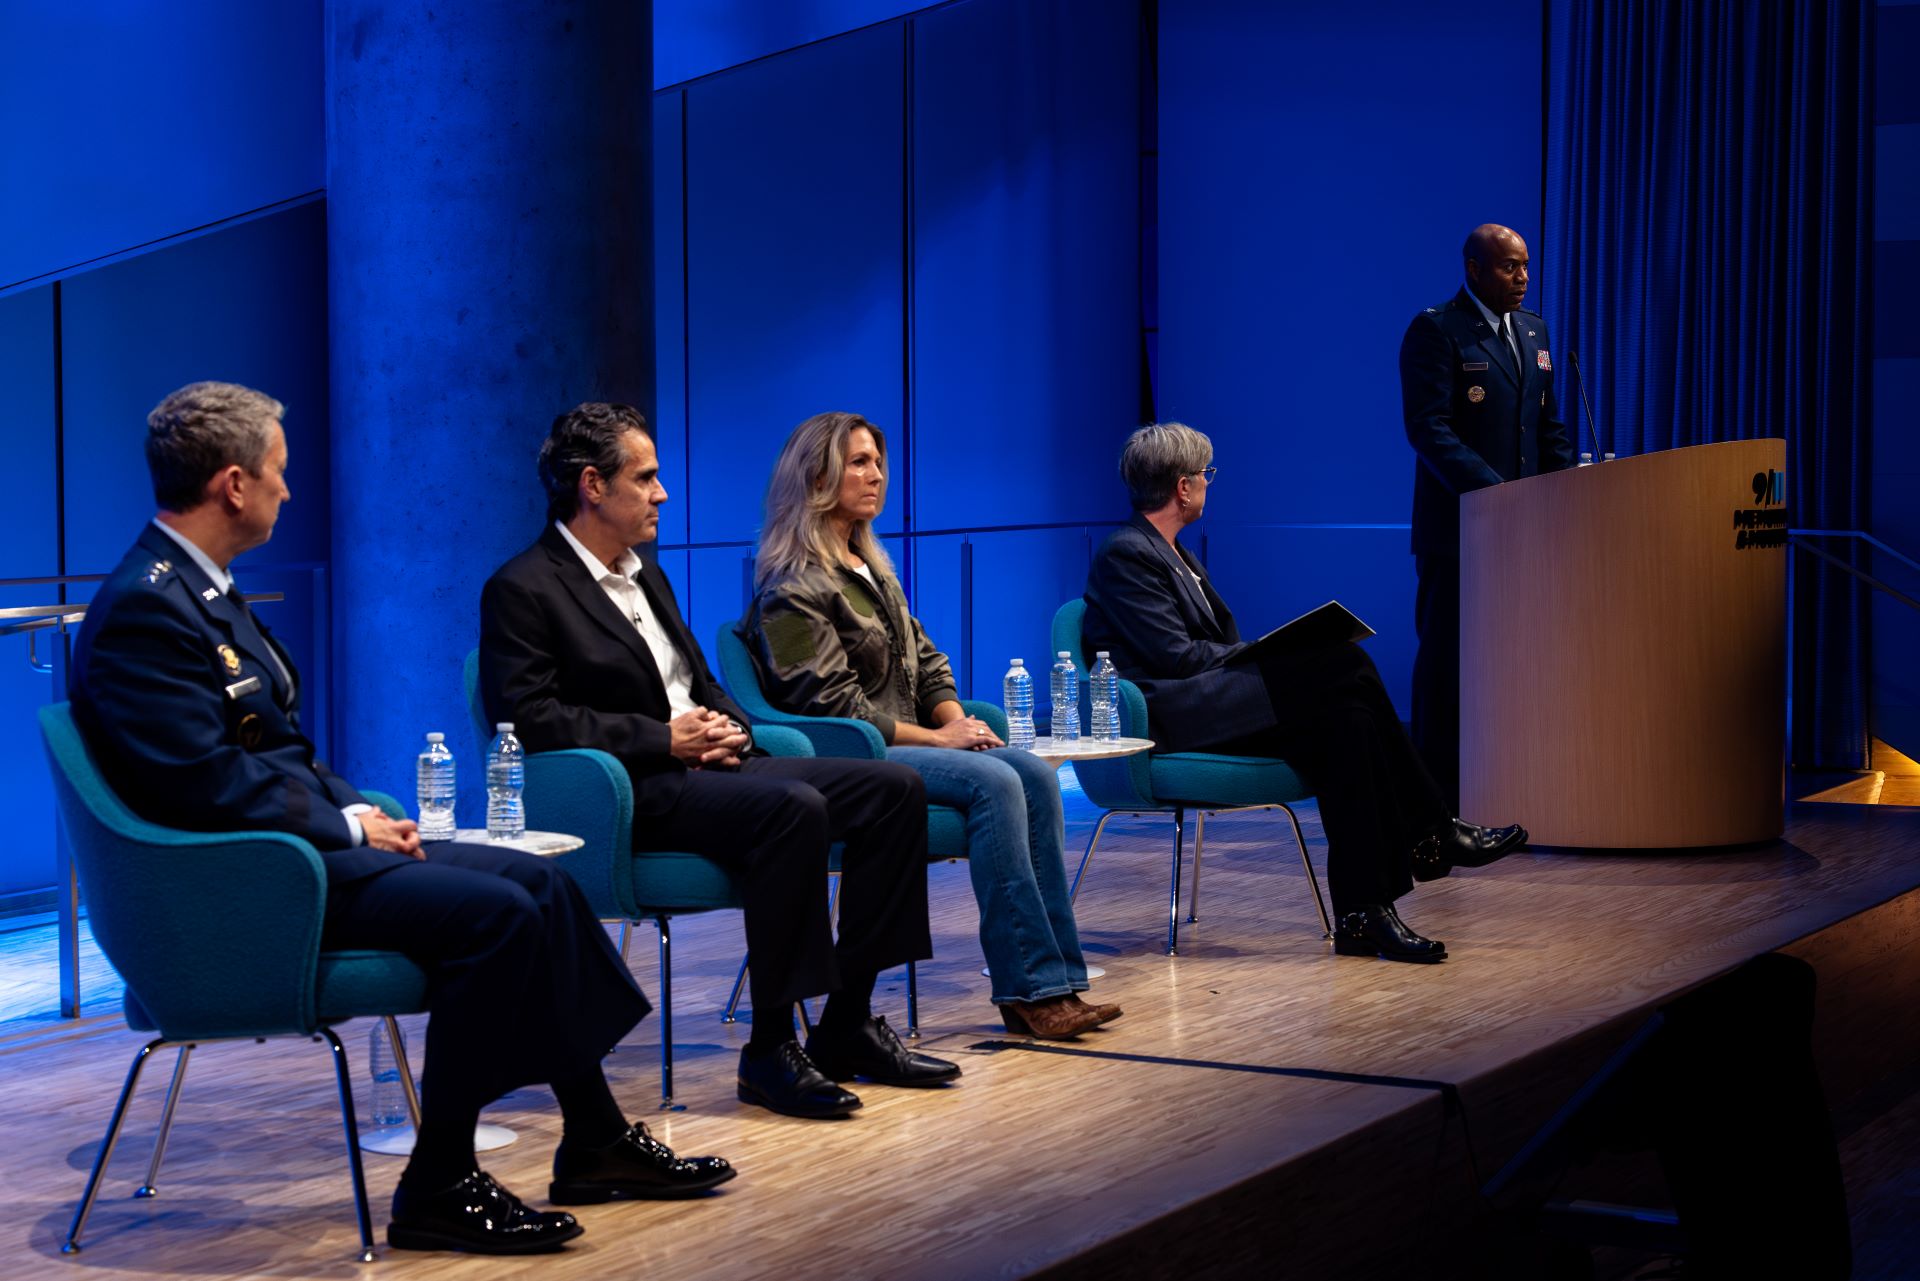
[326,2,652,800]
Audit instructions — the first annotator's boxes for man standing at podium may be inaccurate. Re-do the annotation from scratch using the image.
[1399,224,1575,807]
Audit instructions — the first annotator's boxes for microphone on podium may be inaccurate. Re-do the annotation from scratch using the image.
[1569,349,1604,463]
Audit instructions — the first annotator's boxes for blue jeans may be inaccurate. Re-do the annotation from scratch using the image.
[887,746,1086,1004]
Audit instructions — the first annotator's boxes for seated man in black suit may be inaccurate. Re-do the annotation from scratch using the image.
[1083,422,1527,964]
[479,402,957,1118]
[69,382,733,1256]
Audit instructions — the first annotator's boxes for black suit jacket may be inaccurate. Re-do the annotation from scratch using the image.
[70,524,404,884]
[479,524,756,816]
[1399,288,1576,556]
[1082,515,1276,752]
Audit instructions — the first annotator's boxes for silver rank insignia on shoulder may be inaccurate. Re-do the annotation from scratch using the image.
[144,559,172,584]
[201,586,220,601]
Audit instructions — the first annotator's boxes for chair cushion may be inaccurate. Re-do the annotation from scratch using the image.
[315,950,430,1024]
[1149,752,1312,808]
[927,804,969,860]
[629,848,742,913]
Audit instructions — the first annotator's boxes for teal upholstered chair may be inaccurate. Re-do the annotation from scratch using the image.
[711,622,1007,1033]
[39,702,427,1263]
[1051,600,1331,955]
[461,651,812,1107]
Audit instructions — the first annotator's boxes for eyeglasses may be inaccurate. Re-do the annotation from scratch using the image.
[1185,466,1218,483]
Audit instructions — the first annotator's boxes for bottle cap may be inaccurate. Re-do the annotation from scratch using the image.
[425,732,444,743]
[1096,651,1109,658]
[495,722,514,732]
[1057,650,1070,658]
[1009,658,1024,666]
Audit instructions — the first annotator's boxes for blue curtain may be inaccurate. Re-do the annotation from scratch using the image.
[1544,0,1875,769]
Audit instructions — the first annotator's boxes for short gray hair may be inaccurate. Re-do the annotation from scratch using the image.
[145,381,285,511]
[1119,421,1212,512]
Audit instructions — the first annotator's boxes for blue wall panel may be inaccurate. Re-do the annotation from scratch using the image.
[655,90,692,549]
[684,546,752,690]
[958,527,1106,712]
[1158,0,1542,712]
[683,22,906,546]
[1200,524,1419,713]
[0,1,323,290]
[0,289,58,578]
[656,0,932,88]
[1876,126,1920,241]
[0,288,60,896]
[59,204,332,577]
[911,0,1142,530]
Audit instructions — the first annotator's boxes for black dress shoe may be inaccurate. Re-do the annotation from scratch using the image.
[549,1122,737,1203]
[1332,904,1447,963]
[1411,818,1530,882]
[737,1041,863,1118]
[389,1170,583,1255]
[805,1015,962,1087]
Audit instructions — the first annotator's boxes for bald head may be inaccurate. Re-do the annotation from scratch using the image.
[1463,223,1530,314]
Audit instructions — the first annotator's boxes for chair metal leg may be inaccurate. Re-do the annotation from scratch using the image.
[655,917,683,1112]
[383,1015,423,1130]
[905,961,919,1039]
[135,1044,194,1198]
[64,1037,164,1254]
[721,953,749,1023]
[618,919,632,964]
[1069,811,1120,903]
[1185,811,1208,924]
[320,1026,378,1263]
[1167,807,1186,956]
[1279,803,1334,938]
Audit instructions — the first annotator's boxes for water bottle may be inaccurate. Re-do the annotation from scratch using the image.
[1602,452,1616,463]
[415,732,456,841]
[1089,652,1121,742]
[486,722,525,839]
[367,1023,409,1129]
[1577,451,1594,467]
[1003,659,1036,751]
[1050,651,1081,742]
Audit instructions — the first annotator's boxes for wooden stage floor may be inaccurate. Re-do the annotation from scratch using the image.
[3,791,1918,1279]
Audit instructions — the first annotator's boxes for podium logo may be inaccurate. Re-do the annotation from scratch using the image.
[1735,468,1788,550]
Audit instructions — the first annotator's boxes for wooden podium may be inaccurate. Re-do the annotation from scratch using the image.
[1458,439,1787,847]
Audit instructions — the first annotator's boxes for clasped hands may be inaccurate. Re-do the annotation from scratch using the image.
[670,706,750,768]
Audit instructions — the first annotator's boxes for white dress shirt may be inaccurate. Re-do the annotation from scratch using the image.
[150,519,372,844]
[554,521,701,719]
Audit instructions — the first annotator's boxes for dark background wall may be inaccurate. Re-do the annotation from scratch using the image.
[1871,0,1920,754]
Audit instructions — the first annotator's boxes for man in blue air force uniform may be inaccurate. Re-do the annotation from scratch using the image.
[69,382,733,1257]
[1399,223,1576,808]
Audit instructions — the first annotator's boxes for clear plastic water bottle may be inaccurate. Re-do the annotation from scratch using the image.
[1577,452,1594,467]
[1602,452,1616,463]
[1050,651,1081,742]
[1003,659,1036,751]
[486,722,525,839]
[1089,652,1121,742]
[367,1022,409,1129]
[415,732,456,841]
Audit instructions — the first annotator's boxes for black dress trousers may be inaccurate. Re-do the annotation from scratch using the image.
[636,755,931,1017]
[322,840,650,1114]
[1412,552,1462,813]
[1209,642,1451,917]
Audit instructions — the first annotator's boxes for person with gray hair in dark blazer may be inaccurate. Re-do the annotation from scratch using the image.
[1083,422,1528,964]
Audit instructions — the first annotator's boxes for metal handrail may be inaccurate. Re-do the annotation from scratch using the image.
[1788,529,1920,614]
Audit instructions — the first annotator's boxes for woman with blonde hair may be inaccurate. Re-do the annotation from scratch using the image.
[743,411,1116,1039]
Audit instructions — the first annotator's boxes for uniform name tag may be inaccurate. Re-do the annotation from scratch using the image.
[225,676,262,700]
[1462,361,1488,371]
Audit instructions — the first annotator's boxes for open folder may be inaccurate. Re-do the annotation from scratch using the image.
[1230,600,1374,663]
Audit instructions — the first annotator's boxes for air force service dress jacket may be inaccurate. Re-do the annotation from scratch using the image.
[69,523,408,885]
[1398,288,1576,557]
